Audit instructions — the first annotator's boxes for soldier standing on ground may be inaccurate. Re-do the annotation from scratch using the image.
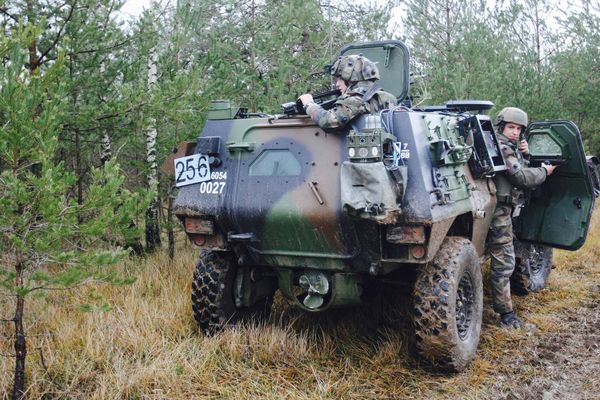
[298,54,396,129]
[489,107,557,329]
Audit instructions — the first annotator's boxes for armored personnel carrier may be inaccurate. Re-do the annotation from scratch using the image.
[170,40,598,371]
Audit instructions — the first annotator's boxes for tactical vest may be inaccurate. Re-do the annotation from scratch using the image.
[342,81,396,113]
[493,133,526,205]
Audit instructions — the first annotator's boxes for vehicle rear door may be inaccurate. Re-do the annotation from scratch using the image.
[516,120,596,250]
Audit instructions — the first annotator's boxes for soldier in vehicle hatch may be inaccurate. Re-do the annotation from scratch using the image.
[298,54,397,129]
[489,107,557,329]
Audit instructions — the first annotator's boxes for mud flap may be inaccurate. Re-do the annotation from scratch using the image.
[340,161,406,224]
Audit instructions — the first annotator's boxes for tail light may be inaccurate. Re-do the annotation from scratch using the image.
[184,217,214,235]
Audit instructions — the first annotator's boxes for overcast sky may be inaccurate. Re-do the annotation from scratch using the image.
[120,0,406,36]
[120,0,152,19]
[118,0,589,39]
[120,0,405,21]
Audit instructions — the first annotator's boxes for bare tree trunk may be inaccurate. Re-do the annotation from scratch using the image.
[533,1,542,99]
[12,262,26,400]
[75,127,83,208]
[100,133,112,167]
[99,62,112,168]
[145,48,161,252]
[26,1,38,74]
[70,54,83,229]
[167,185,175,262]
[250,0,257,112]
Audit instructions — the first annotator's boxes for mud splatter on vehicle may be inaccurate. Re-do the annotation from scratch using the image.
[169,40,599,371]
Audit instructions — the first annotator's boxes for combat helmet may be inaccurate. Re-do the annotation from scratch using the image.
[330,54,380,82]
[495,107,528,127]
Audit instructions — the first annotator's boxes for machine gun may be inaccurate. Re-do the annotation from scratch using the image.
[281,89,341,116]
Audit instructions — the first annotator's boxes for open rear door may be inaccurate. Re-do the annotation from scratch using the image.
[516,120,596,250]
[339,40,410,102]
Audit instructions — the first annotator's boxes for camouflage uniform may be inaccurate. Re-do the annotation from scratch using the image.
[489,132,548,314]
[305,81,396,129]
[303,54,396,129]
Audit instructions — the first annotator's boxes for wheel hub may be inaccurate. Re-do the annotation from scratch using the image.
[530,246,544,274]
[456,272,474,340]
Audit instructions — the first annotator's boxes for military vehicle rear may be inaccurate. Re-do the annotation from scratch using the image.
[170,40,599,371]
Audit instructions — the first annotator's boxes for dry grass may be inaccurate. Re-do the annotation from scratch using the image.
[1,210,599,399]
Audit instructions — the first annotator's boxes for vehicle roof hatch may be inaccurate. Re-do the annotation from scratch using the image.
[338,40,410,101]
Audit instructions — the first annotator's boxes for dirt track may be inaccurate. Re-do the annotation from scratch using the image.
[490,289,600,400]
[474,276,600,400]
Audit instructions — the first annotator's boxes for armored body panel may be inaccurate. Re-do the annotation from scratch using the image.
[174,107,498,300]
[172,40,597,373]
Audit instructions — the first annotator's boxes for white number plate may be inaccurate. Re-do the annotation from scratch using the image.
[174,154,211,187]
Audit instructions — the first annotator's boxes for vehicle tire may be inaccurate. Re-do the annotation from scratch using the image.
[511,241,553,295]
[191,250,273,335]
[413,237,483,372]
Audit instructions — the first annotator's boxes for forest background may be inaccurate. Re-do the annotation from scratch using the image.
[0,0,599,398]
[2,0,599,253]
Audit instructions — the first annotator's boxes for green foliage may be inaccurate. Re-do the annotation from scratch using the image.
[402,0,600,154]
[0,1,598,395]
[0,24,142,298]
[0,0,596,279]
[553,0,600,153]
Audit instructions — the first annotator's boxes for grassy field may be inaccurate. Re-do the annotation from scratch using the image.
[1,211,599,399]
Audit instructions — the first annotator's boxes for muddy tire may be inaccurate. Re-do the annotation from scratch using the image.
[191,250,273,335]
[413,237,483,372]
[511,242,553,295]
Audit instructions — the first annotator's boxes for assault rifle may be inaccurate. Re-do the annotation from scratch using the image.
[281,89,341,116]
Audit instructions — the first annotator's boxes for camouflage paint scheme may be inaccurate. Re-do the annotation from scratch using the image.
[174,41,598,374]
[173,105,498,310]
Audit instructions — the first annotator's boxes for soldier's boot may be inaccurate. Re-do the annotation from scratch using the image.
[500,311,536,331]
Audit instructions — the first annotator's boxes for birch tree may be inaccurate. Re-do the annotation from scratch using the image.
[145,48,161,251]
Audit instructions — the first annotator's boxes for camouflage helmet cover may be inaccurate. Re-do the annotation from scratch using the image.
[495,107,528,127]
[330,54,380,82]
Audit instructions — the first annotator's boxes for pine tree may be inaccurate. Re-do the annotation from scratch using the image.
[402,0,503,105]
[0,24,144,398]
[554,0,600,153]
